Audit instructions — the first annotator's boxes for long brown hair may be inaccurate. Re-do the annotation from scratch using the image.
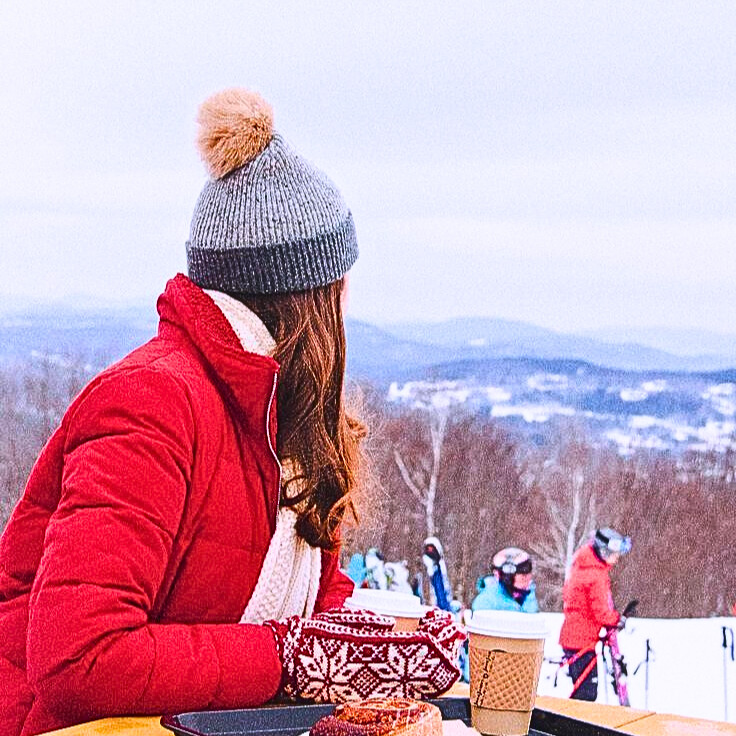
[235,278,366,550]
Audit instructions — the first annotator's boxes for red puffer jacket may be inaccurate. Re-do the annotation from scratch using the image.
[558,544,620,650]
[0,274,354,736]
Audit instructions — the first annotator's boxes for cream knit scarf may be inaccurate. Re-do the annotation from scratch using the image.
[205,289,322,624]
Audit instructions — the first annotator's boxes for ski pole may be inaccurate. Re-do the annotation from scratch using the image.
[644,639,652,710]
[603,641,611,705]
[723,626,734,722]
[634,639,655,709]
[644,639,652,708]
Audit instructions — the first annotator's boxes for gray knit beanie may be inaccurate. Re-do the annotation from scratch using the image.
[186,88,358,294]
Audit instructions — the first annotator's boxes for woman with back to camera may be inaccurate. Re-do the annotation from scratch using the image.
[0,88,464,736]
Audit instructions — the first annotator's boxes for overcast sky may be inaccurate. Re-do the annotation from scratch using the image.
[1,1,735,334]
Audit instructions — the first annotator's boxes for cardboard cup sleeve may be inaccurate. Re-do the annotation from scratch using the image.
[469,647,544,711]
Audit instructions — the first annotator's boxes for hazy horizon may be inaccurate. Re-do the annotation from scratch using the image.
[2,2,735,334]
[3,293,736,353]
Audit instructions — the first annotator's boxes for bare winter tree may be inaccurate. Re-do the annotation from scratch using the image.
[526,432,602,606]
[340,393,424,567]
[393,402,448,539]
[342,390,525,606]
[337,390,736,618]
[0,357,88,529]
[437,415,524,604]
[613,448,736,618]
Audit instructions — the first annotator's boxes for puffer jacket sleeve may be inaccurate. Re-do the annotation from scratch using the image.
[26,368,281,724]
[314,548,355,612]
[588,568,620,629]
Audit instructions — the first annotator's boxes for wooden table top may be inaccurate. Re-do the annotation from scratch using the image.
[41,690,736,736]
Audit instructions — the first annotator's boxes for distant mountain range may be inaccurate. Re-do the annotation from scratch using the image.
[1,302,734,376]
[340,318,734,456]
[0,304,158,367]
[581,325,736,360]
[1,302,734,455]
[345,318,736,381]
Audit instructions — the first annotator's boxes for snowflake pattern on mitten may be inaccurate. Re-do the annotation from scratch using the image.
[264,606,466,703]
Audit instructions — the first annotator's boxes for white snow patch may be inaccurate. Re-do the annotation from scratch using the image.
[484,386,512,403]
[387,382,413,402]
[704,382,736,397]
[469,337,487,347]
[620,388,648,402]
[537,613,736,723]
[697,420,736,449]
[387,380,471,410]
[388,380,459,402]
[629,415,657,429]
[491,404,575,423]
[641,379,668,393]
[604,429,670,454]
[703,384,736,417]
[712,397,736,417]
[430,389,471,408]
[527,373,568,392]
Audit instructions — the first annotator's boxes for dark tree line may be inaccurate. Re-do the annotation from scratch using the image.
[1,360,734,617]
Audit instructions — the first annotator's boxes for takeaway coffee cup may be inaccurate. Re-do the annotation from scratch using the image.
[467,610,549,736]
[343,589,425,631]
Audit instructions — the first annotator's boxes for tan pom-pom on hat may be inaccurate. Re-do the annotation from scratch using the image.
[186,87,358,295]
[196,88,274,179]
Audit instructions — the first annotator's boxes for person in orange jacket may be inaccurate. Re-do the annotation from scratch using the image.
[559,528,631,701]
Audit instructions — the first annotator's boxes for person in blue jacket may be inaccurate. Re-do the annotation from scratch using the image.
[422,536,453,611]
[345,552,366,588]
[472,547,539,613]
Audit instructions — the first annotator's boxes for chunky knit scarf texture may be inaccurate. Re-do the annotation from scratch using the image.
[205,289,322,623]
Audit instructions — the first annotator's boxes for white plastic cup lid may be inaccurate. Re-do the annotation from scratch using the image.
[344,589,424,618]
[467,610,549,639]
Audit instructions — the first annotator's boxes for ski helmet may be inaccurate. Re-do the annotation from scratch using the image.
[423,536,443,564]
[492,547,532,586]
[592,527,632,560]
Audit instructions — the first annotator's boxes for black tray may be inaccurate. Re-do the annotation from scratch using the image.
[161,697,623,736]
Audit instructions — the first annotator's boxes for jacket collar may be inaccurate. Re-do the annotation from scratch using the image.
[156,274,280,446]
[204,289,276,357]
[576,543,609,570]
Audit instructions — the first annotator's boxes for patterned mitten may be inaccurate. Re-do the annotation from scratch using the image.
[264,607,465,703]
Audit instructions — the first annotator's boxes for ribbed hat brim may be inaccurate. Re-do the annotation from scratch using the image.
[187,213,358,294]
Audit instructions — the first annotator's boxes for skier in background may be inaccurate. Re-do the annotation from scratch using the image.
[384,560,415,595]
[472,547,539,613]
[422,537,452,611]
[345,552,366,588]
[364,547,388,589]
[449,598,471,683]
[411,571,424,603]
[559,527,631,701]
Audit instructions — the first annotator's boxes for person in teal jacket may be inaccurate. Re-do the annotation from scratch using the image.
[471,547,539,613]
[461,547,539,681]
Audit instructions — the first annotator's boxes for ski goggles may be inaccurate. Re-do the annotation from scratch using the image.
[608,535,632,555]
[499,558,533,575]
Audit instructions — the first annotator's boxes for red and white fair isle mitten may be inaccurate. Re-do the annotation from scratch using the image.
[264,607,466,703]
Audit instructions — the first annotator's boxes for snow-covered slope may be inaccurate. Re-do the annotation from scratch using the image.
[536,613,736,723]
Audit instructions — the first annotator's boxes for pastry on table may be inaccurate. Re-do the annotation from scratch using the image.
[309,697,443,736]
